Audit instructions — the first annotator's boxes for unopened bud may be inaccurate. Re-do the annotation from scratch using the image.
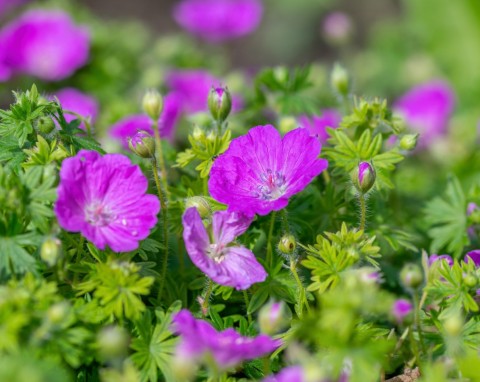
[399,134,419,151]
[463,273,477,288]
[142,89,163,121]
[351,161,376,194]
[40,237,62,266]
[208,86,232,123]
[37,116,55,134]
[443,315,463,336]
[47,302,70,324]
[172,349,198,382]
[128,130,155,159]
[97,326,129,361]
[331,63,350,97]
[185,196,211,218]
[258,301,291,335]
[278,116,298,134]
[192,125,205,141]
[400,263,423,289]
[278,234,296,255]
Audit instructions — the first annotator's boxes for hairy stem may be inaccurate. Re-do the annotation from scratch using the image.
[201,279,214,316]
[266,212,276,268]
[243,290,252,324]
[359,193,367,232]
[413,290,427,356]
[290,257,310,317]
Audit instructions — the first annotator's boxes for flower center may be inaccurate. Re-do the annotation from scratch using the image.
[85,202,115,227]
[256,169,287,200]
[208,243,226,263]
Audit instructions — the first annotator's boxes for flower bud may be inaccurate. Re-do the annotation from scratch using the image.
[208,86,232,123]
[400,263,423,289]
[258,301,291,335]
[47,302,70,324]
[142,89,163,121]
[128,130,155,159]
[331,63,350,97]
[443,314,463,336]
[40,237,62,266]
[37,116,55,134]
[322,12,353,46]
[185,196,211,218]
[278,116,297,134]
[351,161,376,194]
[278,234,296,255]
[391,299,413,323]
[463,273,477,288]
[399,134,419,151]
[97,326,130,361]
[192,125,205,141]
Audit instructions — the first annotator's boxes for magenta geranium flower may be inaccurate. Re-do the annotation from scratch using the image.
[464,250,480,267]
[182,207,266,289]
[393,81,455,148]
[263,366,304,382]
[55,150,160,252]
[0,10,89,81]
[298,109,341,144]
[392,299,413,323]
[172,309,280,370]
[209,125,328,216]
[109,93,181,149]
[52,88,98,130]
[428,254,453,267]
[173,0,263,42]
[166,70,242,114]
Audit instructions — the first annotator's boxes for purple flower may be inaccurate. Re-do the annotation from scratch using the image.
[393,81,455,148]
[109,93,181,149]
[392,299,413,323]
[428,254,454,267]
[0,10,89,81]
[464,250,480,267]
[322,12,353,45]
[166,70,242,114]
[263,366,304,382]
[298,109,341,144]
[173,0,263,42]
[172,309,280,369]
[209,125,328,216]
[54,150,160,252]
[52,88,98,130]
[182,207,267,289]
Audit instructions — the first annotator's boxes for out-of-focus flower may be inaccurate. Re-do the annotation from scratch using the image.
[109,93,181,148]
[54,150,160,252]
[322,12,353,45]
[263,366,304,382]
[52,88,98,130]
[298,109,341,144]
[0,0,28,17]
[172,309,280,370]
[209,125,328,216]
[393,81,455,148]
[182,207,266,289]
[166,70,242,115]
[258,301,290,335]
[173,0,263,42]
[428,254,453,267]
[464,250,480,267]
[392,299,413,323]
[0,10,89,81]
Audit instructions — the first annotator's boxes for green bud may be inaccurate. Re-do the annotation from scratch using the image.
[208,86,232,123]
[185,196,211,218]
[351,162,376,194]
[97,326,130,361]
[142,89,163,121]
[278,116,298,134]
[463,273,477,288]
[47,302,70,324]
[400,263,423,289]
[443,314,463,336]
[128,130,155,159]
[40,237,62,266]
[37,116,55,134]
[399,134,419,151]
[331,63,350,97]
[278,234,296,254]
[192,125,205,141]
[258,301,291,335]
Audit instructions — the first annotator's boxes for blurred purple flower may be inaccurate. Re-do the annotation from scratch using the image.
[298,109,341,144]
[0,9,89,81]
[209,125,328,216]
[166,70,242,114]
[172,309,280,370]
[54,150,160,252]
[109,93,181,148]
[428,254,453,267]
[52,88,98,130]
[263,366,304,382]
[392,299,413,323]
[173,0,263,42]
[464,250,480,267]
[393,81,455,148]
[322,12,353,45]
[182,207,266,289]
[0,0,28,17]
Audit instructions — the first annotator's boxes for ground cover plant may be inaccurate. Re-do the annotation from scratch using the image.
[1,0,480,381]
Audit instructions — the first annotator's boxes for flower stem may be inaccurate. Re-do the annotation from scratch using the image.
[290,257,310,317]
[266,212,276,268]
[152,119,169,197]
[359,193,367,232]
[413,290,427,356]
[201,279,214,316]
[243,290,252,324]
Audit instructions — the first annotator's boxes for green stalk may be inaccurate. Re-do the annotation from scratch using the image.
[359,193,367,232]
[290,257,310,316]
[266,212,276,267]
[413,290,427,356]
[243,290,252,324]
